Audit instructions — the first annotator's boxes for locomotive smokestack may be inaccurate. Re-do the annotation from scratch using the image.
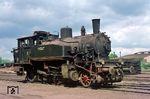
[92,19,100,34]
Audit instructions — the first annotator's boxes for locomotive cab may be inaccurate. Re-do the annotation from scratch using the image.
[13,31,59,75]
[15,31,58,64]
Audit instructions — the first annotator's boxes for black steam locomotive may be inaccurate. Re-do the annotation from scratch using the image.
[13,19,123,87]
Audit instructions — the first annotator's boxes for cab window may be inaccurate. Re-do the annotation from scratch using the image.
[19,39,30,47]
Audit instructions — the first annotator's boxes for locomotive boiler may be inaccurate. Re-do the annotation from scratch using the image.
[13,19,123,87]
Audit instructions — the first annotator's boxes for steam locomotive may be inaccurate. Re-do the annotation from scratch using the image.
[13,19,123,87]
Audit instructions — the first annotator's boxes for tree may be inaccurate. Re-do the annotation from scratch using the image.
[109,52,118,59]
[0,57,12,64]
[0,57,2,64]
[141,59,150,70]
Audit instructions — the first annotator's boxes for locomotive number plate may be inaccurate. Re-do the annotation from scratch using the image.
[37,46,45,50]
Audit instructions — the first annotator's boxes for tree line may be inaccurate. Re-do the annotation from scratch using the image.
[0,57,12,64]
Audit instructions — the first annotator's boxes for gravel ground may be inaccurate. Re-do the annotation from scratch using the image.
[0,69,150,99]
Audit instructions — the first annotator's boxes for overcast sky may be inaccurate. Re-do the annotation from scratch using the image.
[0,0,150,60]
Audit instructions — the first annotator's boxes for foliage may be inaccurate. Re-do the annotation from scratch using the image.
[109,52,118,59]
[140,59,150,70]
[0,57,12,64]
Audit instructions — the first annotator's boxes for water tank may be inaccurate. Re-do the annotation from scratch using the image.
[92,19,100,34]
[60,26,72,38]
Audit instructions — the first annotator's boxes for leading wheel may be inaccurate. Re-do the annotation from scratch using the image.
[79,73,91,88]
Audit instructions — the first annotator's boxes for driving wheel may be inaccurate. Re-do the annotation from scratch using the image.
[79,73,91,88]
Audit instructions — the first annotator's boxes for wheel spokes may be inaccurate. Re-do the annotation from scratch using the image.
[80,73,91,87]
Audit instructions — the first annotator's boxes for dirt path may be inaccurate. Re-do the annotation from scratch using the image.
[0,71,150,99]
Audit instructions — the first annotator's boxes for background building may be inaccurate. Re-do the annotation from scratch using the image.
[122,51,150,62]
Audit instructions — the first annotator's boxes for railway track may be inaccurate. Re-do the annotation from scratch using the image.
[102,72,150,94]
[0,71,150,94]
[0,72,25,82]
[102,82,150,94]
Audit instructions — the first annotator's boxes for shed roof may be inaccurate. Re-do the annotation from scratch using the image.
[122,51,150,59]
